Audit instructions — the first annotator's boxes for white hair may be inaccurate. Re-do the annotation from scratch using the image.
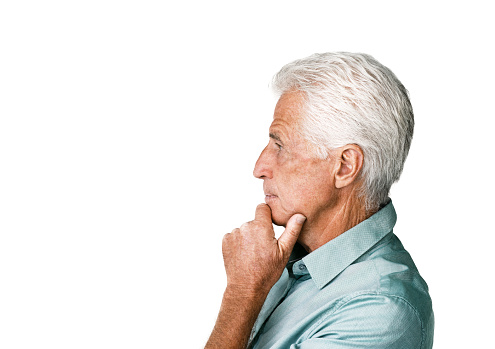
[272,52,414,212]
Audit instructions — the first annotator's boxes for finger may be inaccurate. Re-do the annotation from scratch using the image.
[278,214,306,257]
[254,203,273,225]
[222,233,230,253]
[222,231,232,244]
[223,228,238,244]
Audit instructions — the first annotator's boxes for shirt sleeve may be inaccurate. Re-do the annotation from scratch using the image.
[290,293,425,349]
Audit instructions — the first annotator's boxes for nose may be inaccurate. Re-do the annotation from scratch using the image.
[253,145,273,179]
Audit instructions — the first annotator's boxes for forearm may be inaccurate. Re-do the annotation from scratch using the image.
[205,286,269,349]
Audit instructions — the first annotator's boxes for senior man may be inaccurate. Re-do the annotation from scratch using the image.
[206,52,434,349]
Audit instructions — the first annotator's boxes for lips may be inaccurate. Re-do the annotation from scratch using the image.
[264,194,278,204]
[264,189,277,199]
[263,183,278,203]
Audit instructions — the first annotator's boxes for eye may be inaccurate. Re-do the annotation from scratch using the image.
[275,143,282,150]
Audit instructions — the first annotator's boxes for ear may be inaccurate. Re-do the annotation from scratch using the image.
[334,144,364,189]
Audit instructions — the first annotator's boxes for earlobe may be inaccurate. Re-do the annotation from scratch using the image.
[334,145,364,189]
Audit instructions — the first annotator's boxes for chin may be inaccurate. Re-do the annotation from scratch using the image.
[270,210,290,227]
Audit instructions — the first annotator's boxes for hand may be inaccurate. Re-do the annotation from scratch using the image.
[222,203,306,295]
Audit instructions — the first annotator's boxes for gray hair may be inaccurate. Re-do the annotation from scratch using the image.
[272,52,414,212]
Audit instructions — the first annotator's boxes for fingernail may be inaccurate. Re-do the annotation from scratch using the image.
[296,215,306,224]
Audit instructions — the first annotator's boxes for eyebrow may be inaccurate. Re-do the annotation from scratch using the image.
[269,132,283,144]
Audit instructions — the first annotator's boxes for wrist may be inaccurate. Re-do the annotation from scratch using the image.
[224,283,271,301]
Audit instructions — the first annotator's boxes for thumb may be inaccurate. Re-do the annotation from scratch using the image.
[278,214,306,258]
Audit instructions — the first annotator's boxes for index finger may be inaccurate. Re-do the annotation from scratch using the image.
[254,203,273,225]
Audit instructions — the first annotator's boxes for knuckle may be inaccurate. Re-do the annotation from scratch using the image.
[239,222,251,231]
[222,233,231,244]
[227,229,238,240]
[223,230,236,241]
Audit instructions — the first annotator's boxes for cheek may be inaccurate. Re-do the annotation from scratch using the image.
[284,166,333,210]
[271,154,334,222]
[275,173,312,211]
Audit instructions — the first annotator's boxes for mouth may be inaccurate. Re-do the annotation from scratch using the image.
[264,194,278,204]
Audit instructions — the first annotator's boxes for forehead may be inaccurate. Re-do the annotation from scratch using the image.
[270,91,304,136]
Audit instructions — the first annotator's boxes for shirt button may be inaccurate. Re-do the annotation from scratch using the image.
[299,264,306,270]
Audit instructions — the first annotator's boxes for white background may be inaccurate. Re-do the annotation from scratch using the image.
[1,1,493,348]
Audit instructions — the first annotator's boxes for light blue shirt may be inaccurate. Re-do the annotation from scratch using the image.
[249,200,434,348]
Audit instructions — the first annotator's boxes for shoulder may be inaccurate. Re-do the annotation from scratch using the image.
[307,292,433,348]
[368,234,433,326]
[310,232,434,348]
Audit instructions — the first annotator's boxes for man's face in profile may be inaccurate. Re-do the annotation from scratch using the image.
[253,91,337,228]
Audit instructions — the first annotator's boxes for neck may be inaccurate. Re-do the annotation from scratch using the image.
[298,192,371,253]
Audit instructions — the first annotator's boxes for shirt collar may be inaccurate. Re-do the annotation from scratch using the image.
[300,199,397,289]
